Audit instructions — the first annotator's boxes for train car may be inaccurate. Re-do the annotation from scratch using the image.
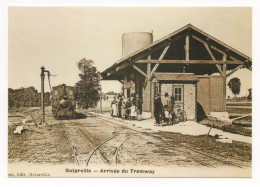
[52,84,76,119]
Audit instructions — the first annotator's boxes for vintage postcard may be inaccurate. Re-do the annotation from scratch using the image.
[8,7,252,177]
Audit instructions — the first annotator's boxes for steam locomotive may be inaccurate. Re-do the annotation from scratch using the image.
[52,84,76,119]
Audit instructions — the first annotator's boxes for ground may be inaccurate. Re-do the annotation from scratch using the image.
[8,106,251,169]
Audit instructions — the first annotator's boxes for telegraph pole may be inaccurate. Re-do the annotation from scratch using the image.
[40,66,53,125]
[40,66,46,125]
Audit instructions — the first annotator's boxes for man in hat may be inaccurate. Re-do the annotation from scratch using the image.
[161,92,171,124]
[154,93,163,125]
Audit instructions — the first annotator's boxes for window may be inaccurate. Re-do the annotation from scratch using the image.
[173,86,183,102]
[69,90,73,96]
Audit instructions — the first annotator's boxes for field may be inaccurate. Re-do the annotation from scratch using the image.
[8,106,251,169]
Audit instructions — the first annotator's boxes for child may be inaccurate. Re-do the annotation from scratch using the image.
[130,101,137,120]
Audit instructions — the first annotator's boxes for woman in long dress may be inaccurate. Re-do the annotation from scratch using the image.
[130,101,137,120]
[111,97,118,117]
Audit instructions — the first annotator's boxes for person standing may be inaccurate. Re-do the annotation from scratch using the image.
[161,93,171,124]
[169,95,175,124]
[154,93,163,125]
[135,94,143,121]
[130,100,137,120]
[125,98,131,120]
[121,96,127,119]
[118,95,123,118]
[111,97,118,117]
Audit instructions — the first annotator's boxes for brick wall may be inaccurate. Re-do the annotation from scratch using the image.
[160,83,173,96]
[160,82,197,121]
[183,84,196,121]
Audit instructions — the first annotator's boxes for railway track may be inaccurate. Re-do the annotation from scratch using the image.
[62,112,250,168]
[74,124,110,166]
[63,117,131,166]
[91,113,250,168]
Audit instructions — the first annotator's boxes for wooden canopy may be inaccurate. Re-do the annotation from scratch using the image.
[101,24,251,81]
[152,73,199,82]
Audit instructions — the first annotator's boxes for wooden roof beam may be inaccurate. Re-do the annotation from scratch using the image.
[135,60,244,65]
[192,35,224,77]
[226,65,245,78]
[150,45,171,78]
[133,65,148,78]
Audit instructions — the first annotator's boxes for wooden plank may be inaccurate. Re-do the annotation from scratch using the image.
[150,64,160,76]
[133,65,148,78]
[123,74,127,97]
[226,65,245,78]
[185,35,189,60]
[147,55,151,78]
[150,45,171,78]
[223,53,227,61]
[129,34,186,64]
[159,45,170,60]
[216,64,224,78]
[222,64,227,112]
[211,45,226,55]
[204,42,216,61]
[116,62,129,71]
[202,39,224,78]
[135,60,243,65]
[192,35,205,43]
[230,56,244,63]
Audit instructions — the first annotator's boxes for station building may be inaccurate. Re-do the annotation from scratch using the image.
[101,24,252,121]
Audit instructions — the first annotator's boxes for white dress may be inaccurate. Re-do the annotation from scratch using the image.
[112,103,118,117]
[130,105,137,117]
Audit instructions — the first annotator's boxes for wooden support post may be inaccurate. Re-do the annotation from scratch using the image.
[222,54,227,112]
[146,55,152,112]
[185,35,189,61]
[147,55,151,79]
[123,74,127,98]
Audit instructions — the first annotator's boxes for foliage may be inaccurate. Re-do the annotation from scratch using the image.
[227,77,241,98]
[8,87,50,108]
[74,58,101,109]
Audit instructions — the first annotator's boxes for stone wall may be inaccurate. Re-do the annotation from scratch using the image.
[183,84,196,121]
[160,82,197,121]
[160,83,173,96]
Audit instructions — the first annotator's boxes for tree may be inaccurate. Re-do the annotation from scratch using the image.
[74,58,101,109]
[227,77,241,99]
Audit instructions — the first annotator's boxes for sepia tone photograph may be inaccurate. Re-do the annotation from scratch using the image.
[8,6,252,178]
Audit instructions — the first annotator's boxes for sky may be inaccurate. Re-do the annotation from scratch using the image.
[8,7,252,97]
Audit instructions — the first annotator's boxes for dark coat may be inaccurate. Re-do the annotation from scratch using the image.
[154,97,163,113]
[135,98,143,109]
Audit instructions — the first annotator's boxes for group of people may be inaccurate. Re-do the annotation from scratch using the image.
[111,92,176,125]
[111,93,143,121]
[154,92,175,126]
